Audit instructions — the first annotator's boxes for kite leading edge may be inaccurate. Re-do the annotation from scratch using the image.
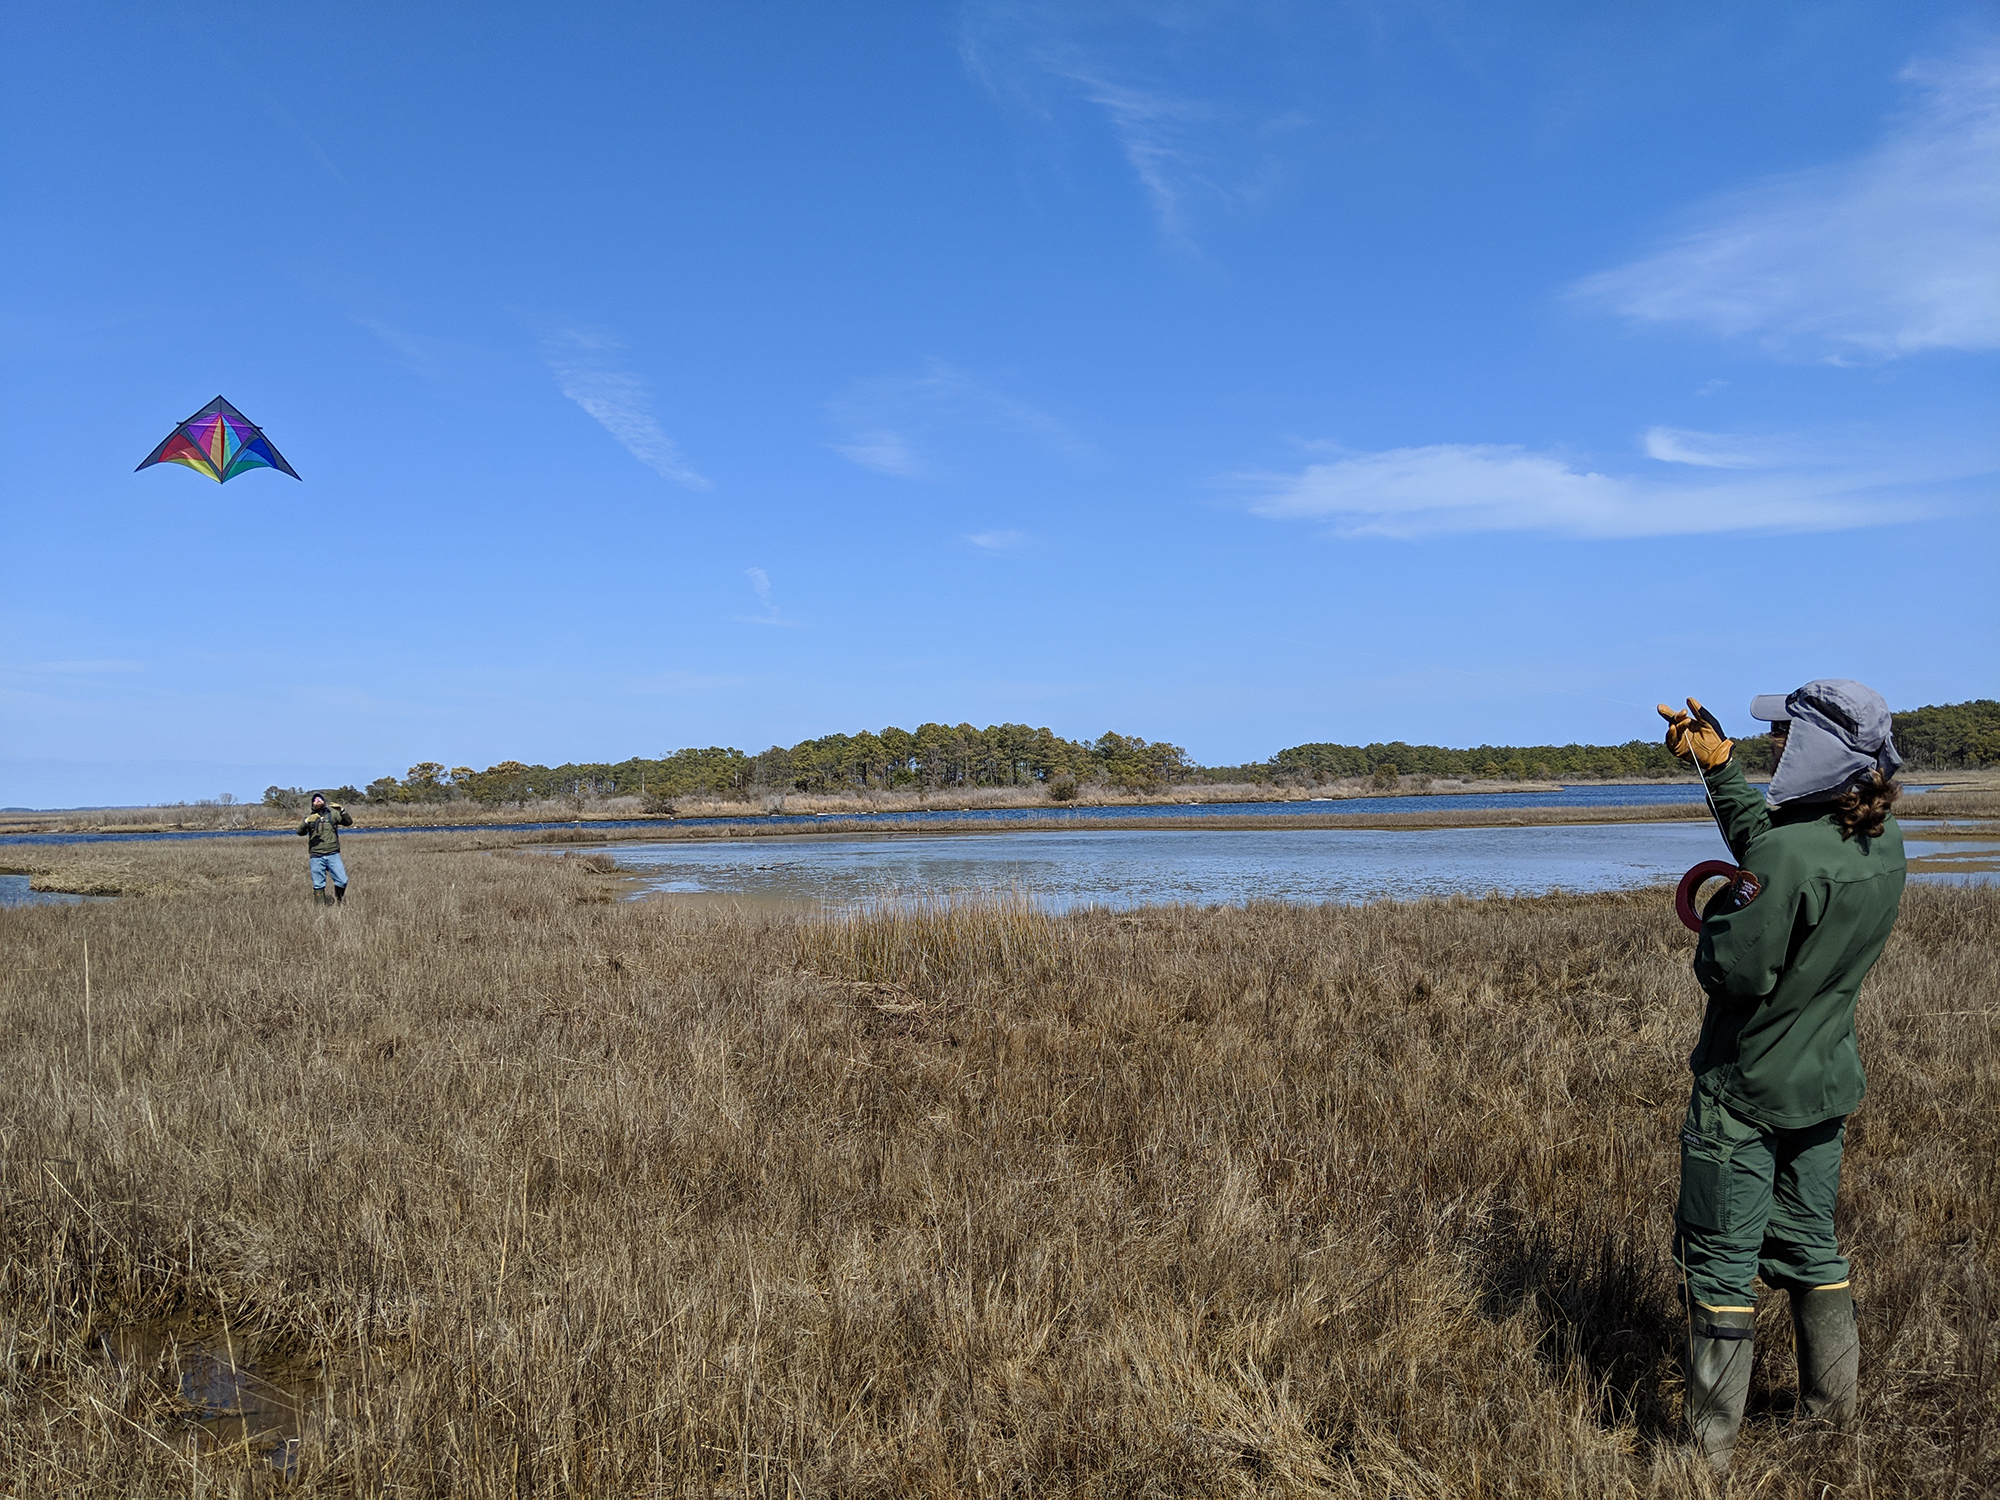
[136,396,301,483]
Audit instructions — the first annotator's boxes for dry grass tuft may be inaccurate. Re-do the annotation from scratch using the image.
[0,836,1993,1496]
[13,841,280,899]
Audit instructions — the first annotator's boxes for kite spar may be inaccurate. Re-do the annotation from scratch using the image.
[136,396,300,483]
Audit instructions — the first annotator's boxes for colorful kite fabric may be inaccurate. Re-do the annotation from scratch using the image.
[136,396,300,483]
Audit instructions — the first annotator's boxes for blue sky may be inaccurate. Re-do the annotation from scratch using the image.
[3,3,1995,807]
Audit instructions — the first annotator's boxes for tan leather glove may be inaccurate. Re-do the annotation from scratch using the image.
[1657,697,1733,770]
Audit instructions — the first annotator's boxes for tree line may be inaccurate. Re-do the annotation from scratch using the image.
[262,699,1998,809]
[1887,698,2000,769]
[265,724,1191,809]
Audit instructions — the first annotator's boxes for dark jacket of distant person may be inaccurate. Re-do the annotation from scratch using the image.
[298,804,353,856]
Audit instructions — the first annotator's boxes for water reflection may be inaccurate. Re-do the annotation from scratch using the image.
[101,1322,321,1473]
[600,822,1736,911]
[601,823,1994,911]
[0,873,94,907]
[1905,837,2000,883]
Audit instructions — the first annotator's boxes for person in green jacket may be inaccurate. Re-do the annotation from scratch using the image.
[1657,680,1906,1470]
[297,792,355,905]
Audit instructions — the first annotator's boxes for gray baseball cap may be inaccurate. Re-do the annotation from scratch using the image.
[1758,679,1902,806]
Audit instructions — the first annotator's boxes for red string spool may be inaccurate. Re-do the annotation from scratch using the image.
[1675,860,1741,933]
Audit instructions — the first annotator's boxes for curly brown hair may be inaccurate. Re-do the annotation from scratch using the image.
[1831,767,1900,841]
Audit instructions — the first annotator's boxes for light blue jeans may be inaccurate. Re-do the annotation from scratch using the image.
[310,852,348,891]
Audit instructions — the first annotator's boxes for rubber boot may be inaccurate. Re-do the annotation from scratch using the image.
[315,887,333,907]
[1685,1306,1756,1471]
[1792,1284,1858,1422]
[333,883,346,905]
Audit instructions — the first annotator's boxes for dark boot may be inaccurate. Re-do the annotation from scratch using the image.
[333,883,346,905]
[1685,1306,1756,1471]
[1792,1284,1858,1422]
[315,887,333,907]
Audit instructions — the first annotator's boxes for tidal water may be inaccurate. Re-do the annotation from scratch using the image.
[599,822,1992,912]
[605,821,1713,911]
[0,873,91,907]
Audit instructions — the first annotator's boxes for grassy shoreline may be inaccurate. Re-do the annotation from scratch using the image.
[0,775,1698,836]
[7,772,1993,842]
[1,837,1994,1494]
[7,773,1994,847]
[7,787,1997,903]
[0,805,1732,898]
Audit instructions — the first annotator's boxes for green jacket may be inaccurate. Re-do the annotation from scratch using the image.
[297,806,353,855]
[1689,757,1905,1128]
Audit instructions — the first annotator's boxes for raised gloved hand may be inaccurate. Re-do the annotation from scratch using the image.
[1658,697,1733,770]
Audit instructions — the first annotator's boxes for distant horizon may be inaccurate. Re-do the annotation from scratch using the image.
[6,697,1987,812]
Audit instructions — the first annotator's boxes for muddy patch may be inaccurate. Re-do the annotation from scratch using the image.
[97,1321,339,1474]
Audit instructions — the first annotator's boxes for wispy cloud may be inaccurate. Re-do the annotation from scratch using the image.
[967,529,1028,551]
[958,5,1292,243]
[1240,438,1986,539]
[733,567,797,627]
[264,98,348,187]
[1574,44,2000,358]
[544,330,710,489]
[217,53,350,186]
[352,315,481,382]
[1641,427,1795,469]
[834,430,931,479]
[828,359,1086,479]
[1062,73,1217,240]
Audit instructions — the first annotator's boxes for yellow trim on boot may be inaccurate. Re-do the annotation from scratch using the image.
[1697,1301,1756,1313]
[1812,1280,1850,1291]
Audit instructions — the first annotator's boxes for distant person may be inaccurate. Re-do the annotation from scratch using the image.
[1657,681,1906,1470]
[297,792,354,905]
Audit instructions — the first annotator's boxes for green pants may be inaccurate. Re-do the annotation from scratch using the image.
[1674,1080,1849,1307]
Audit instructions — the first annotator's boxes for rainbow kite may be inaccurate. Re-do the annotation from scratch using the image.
[136,396,300,483]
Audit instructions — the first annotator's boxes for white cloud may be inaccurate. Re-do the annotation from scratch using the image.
[734,567,796,627]
[834,430,930,478]
[1064,75,1215,240]
[828,359,1086,478]
[1574,45,2000,357]
[967,529,1027,551]
[545,331,710,489]
[352,315,495,384]
[1641,427,1794,469]
[957,6,1289,243]
[1242,440,1980,539]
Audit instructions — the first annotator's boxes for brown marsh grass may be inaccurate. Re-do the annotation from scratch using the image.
[0,835,1994,1496]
